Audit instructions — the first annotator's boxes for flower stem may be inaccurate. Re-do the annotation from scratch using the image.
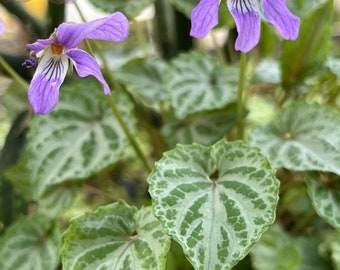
[236,52,247,140]
[105,95,152,172]
[88,44,152,173]
[73,2,152,173]
[93,49,152,173]
[0,54,29,89]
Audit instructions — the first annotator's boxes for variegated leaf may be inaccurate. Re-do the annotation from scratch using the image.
[26,79,135,197]
[163,52,238,120]
[148,140,279,269]
[0,214,61,270]
[306,173,340,229]
[249,102,340,174]
[61,201,170,270]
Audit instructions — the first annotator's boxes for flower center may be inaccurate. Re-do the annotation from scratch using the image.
[230,0,253,14]
[22,56,37,68]
[51,43,64,55]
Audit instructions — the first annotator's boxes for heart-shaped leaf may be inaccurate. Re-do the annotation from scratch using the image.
[163,52,238,120]
[148,140,279,269]
[26,79,135,197]
[306,173,340,229]
[0,214,61,270]
[249,102,340,174]
[61,201,170,270]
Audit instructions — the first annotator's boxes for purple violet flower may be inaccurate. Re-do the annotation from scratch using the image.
[190,0,300,52]
[24,12,129,115]
[0,19,5,35]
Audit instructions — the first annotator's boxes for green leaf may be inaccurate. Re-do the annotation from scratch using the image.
[320,231,340,270]
[257,22,277,56]
[294,236,331,270]
[162,107,236,147]
[252,225,331,270]
[249,102,340,174]
[306,173,340,229]
[2,81,28,120]
[147,140,279,270]
[61,201,171,270]
[163,52,238,120]
[251,225,301,270]
[0,214,61,270]
[88,0,156,19]
[5,158,76,218]
[280,181,313,216]
[246,95,276,129]
[286,0,325,16]
[253,58,281,84]
[26,79,135,197]
[281,0,333,87]
[38,185,77,219]
[115,57,168,103]
[4,156,33,200]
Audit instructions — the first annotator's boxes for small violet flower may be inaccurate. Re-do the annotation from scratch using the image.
[0,19,5,35]
[190,0,300,52]
[24,12,129,114]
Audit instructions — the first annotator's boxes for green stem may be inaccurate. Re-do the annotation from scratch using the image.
[105,95,152,172]
[93,43,124,93]
[0,55,29,89]
[73,1,86,21]
[236,53,247,140]
[73,2,152,173]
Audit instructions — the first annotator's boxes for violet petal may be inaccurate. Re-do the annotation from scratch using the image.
[190,0,220,38]
[57,12,129,48]
[262,0,300,40]
[28,48,69,114]
[26,38,55,54]
[65,48,110,95]
[0,19,5,35]
[28,74,62,114]
[228,1,261,53]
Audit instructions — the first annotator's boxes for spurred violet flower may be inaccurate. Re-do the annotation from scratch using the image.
[24,12,129,114]
[190,0,300,52]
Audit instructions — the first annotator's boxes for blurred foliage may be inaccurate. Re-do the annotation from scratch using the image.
[0,0,340,269]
